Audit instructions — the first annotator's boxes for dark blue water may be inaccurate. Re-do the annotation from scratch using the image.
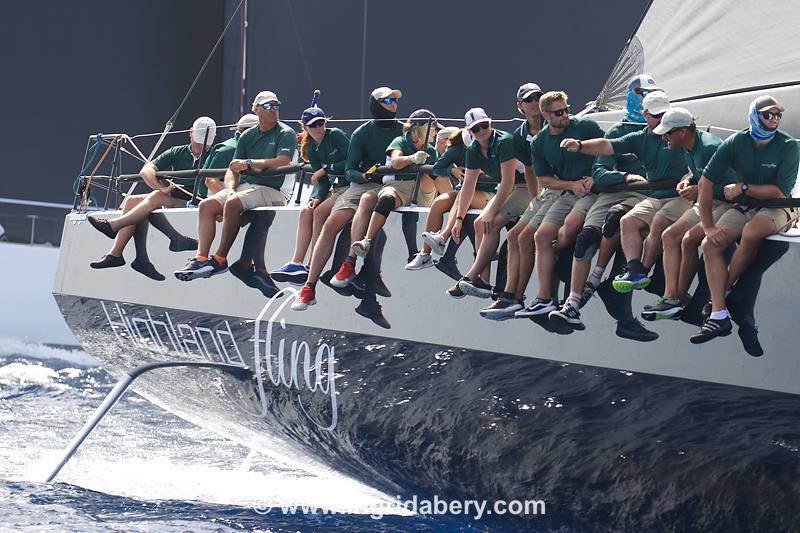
[0,341,483,532]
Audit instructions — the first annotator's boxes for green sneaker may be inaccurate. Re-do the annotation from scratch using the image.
[641,298,683,321]
[612,271,651,293]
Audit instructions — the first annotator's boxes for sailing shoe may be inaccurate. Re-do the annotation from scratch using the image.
[612,271,651,293]
[422,231,447,256]
[90,254,125,269]
[549,302,586,331]
[738,324,764,357]
[405,253,433,271]
[458,277,493,298]
[434,257,462,281]
[689,316,733,344]
[616,319,659,342]
[87,217,118,239]
[174,258,214,281]
[355,300,390,329]
[271,262,309,284]
[447,278,467,299]
[131,259,165,281]
[480,298,524,321]
[376,274,391,298]
[251,271,280,298]
[515,298,556,318]
[579,281,598,308]
[229,261,257,288]
[641,297,684,321]
[351,238,371,258]
[168,236,198,252]
[206,257,229,278]
[331,261,356,288]
[292,285,317,311]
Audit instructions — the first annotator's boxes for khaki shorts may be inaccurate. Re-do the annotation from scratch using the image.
[519,189,559,229]
[328,185,350,200]
[626,196,692,225]
[583,191,646,228]
[678,200,731,227]
[717,204,795,234]
[161,196,188,209]
[209,183,287,210]
[332,182,381,212]
[379,179,435,207]
[541,190,597,226]
[485,183,531,220]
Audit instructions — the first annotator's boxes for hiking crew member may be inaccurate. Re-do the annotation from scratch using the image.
[691,95,799,343]
[272,106,350,284]
[548,76,662,340]
[481,83,557,319]
[292,87,403,312]
[200,113,258,199]
[87,116,216,280]
[517,91,602,321]
[174,91,297,281]
[445,108,519,298]
[643,107,735,321]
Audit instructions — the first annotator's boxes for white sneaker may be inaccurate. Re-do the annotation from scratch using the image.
[351,238,371,258]
[405,253,433,271]
[514,298,556,318]
[422,231,447,256]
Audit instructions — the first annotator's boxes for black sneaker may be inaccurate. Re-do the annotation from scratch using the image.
[206,257,229,278]
[616,319,659,342]
[447,278,467,299]
[738,325,764,357]
[458,277,493,298]
[131,259,165,281]
[87,216,118,239]
[252,271,280,298]
[229,261,257,288]
[515,298,556,318]
[90,254,125,269]
[479,299,524,321]
[169,236,198,252]
[174,257,227,281]
[434,257,462,281]
[549,302,586,331]
[690,316,733,344]
[579,281,597,308]
[355,300,391,329]
[376,273,391,298]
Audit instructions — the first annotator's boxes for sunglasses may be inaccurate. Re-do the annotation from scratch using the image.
[469,122,490,134]
[261,102,280,110]
[306,120,325,128]
[521,93,541,104]
[380,97,398,105]
[664,127,685,137]
[634,88,650,96]
[546,106,570,117]
[647,111,665,119]
[760,111,783,121]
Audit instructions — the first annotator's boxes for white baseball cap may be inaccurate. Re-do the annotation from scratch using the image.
[191,116,217,146]
[253,90,281,106]
[652,107,695,135]
[436,126,459,142]
[642,91,671,115]
[233,113,259,130]
[371,86,402,100]
[628,74,660,93]
[464,107,490,129]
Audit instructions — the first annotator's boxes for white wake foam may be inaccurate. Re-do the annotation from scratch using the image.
[0,337,95,367]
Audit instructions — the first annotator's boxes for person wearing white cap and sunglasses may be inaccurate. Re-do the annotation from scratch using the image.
[272,106,350,286]
[691,95,799,344]
[641,107,734,322]
[174,90,297,282]
[87,115,217,281]
[199,113,259,199]
[444,107,519,298]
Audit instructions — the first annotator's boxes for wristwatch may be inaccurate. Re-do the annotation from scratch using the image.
[246,159,253,173]
[741,183,749,195]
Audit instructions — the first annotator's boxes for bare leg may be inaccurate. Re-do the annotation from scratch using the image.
[556,211,585,251]
[345,192,379,259]
[701,225,740,312]
[421,192,456,254]
[642,213,673,270]
[215,196,245,259]
[108,191,171,231]
[676,225,705,299]
[196,198,223,258]
[619,214,648,262]
[310,196,336,253]
[307,209,354,283]
[465,213,509,282]
[534,222,560,300]
[727,216,777,289]
[661,220,691,299]
[291,205,315,263]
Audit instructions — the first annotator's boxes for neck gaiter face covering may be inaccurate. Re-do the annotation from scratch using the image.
[624,89,646,124]
[749,100,778,142]
[370,97,397,128]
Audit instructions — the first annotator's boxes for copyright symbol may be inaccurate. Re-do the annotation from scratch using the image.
[253,504,272,515]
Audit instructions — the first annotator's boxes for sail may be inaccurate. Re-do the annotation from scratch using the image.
[592,0,800,110]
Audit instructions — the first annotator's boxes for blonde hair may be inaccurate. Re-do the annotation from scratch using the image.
[402,123,432,145]
[539,91,568,113]
[447,128,465,147]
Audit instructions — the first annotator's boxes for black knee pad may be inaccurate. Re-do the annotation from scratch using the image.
[602,204,627,239]
[374,194,395,217]
[574,226,601,261]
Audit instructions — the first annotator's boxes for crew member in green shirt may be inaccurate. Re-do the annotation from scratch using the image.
[87,116,217,280]
[272,106,350,285]
[200,113,259,199]
[175,90,297,282]
[691,95,799,343]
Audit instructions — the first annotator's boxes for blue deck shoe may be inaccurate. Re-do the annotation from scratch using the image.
[270,262,309,285]
[612,271,651,294]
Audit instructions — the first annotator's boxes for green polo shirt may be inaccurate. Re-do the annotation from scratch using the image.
[308,128,350,200]
[432,142,466,178]
[683,130,732,201]
[234,121,298,189]
[592,121,647,188]
[151,144,207,199]
[198,132,240,199]
[704,129,799,197]
[512,120,540,184]
[608,127,688,198]
[345,120,404,184]
[385,134,437,181]
[532,116,604,181]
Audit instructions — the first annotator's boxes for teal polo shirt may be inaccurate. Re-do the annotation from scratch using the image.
[345,120,404,184]
[307,127,350,200]
[592,121,647,188]
[234,121,298,190]
[532,116,604,181]
[608,127,688,198]
[386,134,437,181]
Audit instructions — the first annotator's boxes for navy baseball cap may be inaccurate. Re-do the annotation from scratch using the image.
[301,107,326,125]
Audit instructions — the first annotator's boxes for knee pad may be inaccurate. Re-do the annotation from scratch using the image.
[374,194,396,217]
[602,204,627,239]
[574,226,601,261]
